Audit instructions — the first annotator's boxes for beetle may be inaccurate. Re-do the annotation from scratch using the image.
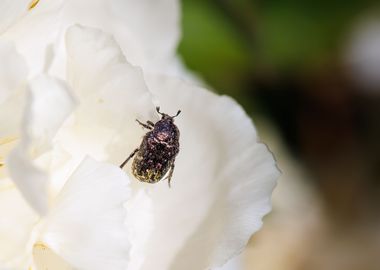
[120,107,181,187]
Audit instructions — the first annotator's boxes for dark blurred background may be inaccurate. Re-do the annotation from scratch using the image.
[179,1,380,269]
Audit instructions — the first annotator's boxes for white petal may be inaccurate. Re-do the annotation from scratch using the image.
[105,0,180,71]
[0,137,18,179]
[7,146,49,215]
[0,40,27,103]
[0,40,27,137]
[133,75,279,270]
[0,0,31,34]
[2,1,65,76]
[4,0,180,77]
[0,185,39,269]
[0,40,28,178]
[24,75,76,155]
[62,25,156,164]
[125,190,154,270]
[214,254,243,270]
[40,157,131,270]
[58,0,180,73]
[7,75,75,214]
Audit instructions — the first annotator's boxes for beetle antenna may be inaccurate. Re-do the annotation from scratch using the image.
[156,106,164,116]
[172,110,181,118]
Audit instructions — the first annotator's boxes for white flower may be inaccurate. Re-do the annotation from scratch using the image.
[0,1,279,270]
[345,14,380,92]
[0,157,130,269]
[1,0,181,78]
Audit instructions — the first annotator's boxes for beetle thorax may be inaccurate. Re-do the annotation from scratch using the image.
[153,119,177,141]
[156,131,169,141]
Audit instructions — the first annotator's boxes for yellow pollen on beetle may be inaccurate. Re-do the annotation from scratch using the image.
[28,0,40,10]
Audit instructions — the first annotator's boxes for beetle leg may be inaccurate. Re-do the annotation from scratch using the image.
[136,119,153,130]
[120,148,139,169]
[146,120,155,127]
[165,162,175,188]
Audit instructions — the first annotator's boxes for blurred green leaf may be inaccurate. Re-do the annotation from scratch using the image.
[179,1,253,94]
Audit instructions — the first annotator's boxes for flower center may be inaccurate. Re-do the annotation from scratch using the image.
[32,242,72,270]
[28,0,40,10]
[0,137,18,177]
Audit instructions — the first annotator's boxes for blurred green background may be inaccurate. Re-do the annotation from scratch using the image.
[179,1,380,269]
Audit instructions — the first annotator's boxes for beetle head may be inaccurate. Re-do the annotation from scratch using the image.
[156,107,181,120]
